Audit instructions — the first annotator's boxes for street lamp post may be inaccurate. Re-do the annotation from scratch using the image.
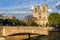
[28,33,30,40]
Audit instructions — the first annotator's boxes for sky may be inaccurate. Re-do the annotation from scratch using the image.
[0,0,60,19]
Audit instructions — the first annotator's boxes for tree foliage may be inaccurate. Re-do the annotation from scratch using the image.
[0,18,38,26]
[48,12,60,27]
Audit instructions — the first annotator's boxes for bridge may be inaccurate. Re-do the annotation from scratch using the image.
[0,26,49,40]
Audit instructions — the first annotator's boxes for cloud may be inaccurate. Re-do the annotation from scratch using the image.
[43,0,53,2]
[0,5,33,14]
[0,12,5,13]
[7,11,32,15]
[54,2,60,9]
[30,6,34,10]
[48,9,55,13]
[43,0,59,2]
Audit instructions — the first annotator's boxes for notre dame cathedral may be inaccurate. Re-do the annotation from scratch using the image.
[33,4,48,27]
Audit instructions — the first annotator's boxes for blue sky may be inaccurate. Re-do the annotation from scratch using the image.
[0,0,60,19]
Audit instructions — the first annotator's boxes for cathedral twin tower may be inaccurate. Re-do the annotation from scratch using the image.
[33,4,48,26]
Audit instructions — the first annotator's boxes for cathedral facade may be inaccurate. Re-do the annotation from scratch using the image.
[33,4,48,26]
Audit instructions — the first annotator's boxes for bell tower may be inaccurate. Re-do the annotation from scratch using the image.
[42,4,48,13]
[33,5,40,25]
[41,4,48,26]
[33,4,48,27]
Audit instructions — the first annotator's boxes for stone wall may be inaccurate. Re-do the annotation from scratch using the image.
[0,27,3,36]
[0,26,49,40]
[2,26,48,36]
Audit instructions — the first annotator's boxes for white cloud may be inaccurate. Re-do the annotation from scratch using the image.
[48,0,52,1]
[8,11,28,14]
[54,2,60,9]
[30,6,34,10]
[42,0,54,2]
[0,12,5,13]
[3,11,32,15]
[0,6,30,11]
[55,2,60,5]
[0,5,33,14]
[48,9,54,12]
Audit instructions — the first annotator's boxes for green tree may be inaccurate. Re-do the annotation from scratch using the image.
[24,15,33,20]
[31,20,38,26]
[48,12,60,27]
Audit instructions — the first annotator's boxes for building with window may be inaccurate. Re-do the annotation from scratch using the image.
[33,4,48,26]
[0,15,16,19]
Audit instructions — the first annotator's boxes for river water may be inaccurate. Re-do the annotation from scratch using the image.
[24,31,60,40]
[36,31,60,40]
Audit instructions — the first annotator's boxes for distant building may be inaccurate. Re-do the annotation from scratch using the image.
[33,4,48,26]
[0,15,16,19]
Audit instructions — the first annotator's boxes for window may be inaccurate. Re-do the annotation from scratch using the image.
[43,17,46,21]
[39,13,41,15]
[41,17,46,21]
[39,16,41,19]
[43,7,45,12]
[35,8,37,12]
